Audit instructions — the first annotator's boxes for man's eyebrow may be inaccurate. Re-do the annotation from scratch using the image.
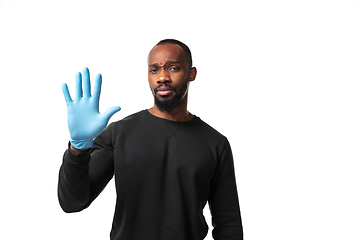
[148,61,181,67]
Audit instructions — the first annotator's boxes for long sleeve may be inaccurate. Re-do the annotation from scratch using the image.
[58,127,115,213]
[208,139,243,240]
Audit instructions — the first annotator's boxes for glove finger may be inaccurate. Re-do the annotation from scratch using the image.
[83,67,91,97]
[75,72,83,99]
[102,106,121,122]
[93,73,102,101]
[62,83,73,104]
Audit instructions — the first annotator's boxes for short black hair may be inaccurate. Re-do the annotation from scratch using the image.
[155,39,193,68]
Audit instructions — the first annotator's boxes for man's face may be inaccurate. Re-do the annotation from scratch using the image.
[148,43,190,112]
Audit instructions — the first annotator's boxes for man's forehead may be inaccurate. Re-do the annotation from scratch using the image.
[148,44,186,65]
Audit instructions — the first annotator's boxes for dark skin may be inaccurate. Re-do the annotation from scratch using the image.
[71,43,197,154]
[147,43,197,121]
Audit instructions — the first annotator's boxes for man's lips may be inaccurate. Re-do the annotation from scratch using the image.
[155,86,174,96]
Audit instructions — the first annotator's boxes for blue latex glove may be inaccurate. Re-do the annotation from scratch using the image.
[62,67,120,149]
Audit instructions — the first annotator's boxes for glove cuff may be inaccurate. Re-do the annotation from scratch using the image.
[70,139,93,149]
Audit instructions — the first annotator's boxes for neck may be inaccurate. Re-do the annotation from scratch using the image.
[148,95,193,122]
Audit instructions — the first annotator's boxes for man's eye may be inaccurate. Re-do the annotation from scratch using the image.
[169,66,179,71]
[149,69,158,74]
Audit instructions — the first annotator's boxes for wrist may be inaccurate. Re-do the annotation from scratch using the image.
[70,143,90,155]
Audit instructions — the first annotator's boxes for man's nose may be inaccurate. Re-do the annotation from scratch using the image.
[157,69,171,84]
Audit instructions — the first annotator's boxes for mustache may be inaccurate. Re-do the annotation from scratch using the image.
[154,84,175,92]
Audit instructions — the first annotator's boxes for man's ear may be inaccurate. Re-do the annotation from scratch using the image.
[189,67,197,82]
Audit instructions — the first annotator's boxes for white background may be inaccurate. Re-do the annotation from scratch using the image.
[1,0,360,239]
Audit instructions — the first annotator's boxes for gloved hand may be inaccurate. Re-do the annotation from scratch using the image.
[62,67,121,149]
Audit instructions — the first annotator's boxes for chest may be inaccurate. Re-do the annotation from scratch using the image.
[112,129,218,190]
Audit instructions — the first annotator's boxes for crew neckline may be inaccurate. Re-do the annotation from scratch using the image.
[144,109,199,124]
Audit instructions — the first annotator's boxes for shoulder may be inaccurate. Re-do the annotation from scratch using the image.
[110,110,147,128]
[194,117,229,145]
[99,110,147,139]
[190,118,233,162]
[97,110,147,144]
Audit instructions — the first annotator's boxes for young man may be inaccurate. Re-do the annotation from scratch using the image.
[59,39,243,240]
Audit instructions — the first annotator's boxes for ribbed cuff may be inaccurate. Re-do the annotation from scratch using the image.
[65,142,91,166]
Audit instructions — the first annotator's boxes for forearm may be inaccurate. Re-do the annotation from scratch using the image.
[210,139,243,239]
[58,146,93,213]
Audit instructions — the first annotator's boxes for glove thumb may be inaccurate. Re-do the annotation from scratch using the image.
[102,106,121,122]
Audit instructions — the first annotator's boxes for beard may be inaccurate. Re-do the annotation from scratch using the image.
[153,79,189,112]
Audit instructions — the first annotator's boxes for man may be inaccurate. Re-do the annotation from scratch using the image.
[59,39,243,240]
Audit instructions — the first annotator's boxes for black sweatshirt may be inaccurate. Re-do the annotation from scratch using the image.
[58,110,243,240]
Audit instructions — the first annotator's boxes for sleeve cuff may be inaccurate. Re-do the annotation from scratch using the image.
[64,142,91,166]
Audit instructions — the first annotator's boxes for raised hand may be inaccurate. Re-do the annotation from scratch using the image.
[62,67,121,149]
